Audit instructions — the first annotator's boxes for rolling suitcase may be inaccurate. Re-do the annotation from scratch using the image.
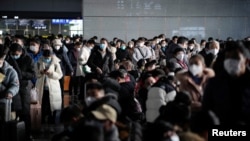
[0,98,26,141]
[30,102,42,131]
[0,98,11,122]
[4,120,26,141]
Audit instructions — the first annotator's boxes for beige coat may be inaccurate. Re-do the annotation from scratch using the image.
[35,55,63,112]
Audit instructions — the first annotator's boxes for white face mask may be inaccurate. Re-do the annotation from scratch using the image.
[55,46,61,50]
[189,64,203,76]
[85,96,97,106]
[77,48,81,52]
[210,49,219,56]
[176,53,184,61]
[139,43,144,47]
[170,134,180,141]
[129,44,133,48]
[30,46,37,52]
[224,59,241,76]
[189,45,194,50]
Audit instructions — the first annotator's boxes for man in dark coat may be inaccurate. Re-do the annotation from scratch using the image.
[202,41,250,126]
[87,38,114,80]
[6,43,35,140]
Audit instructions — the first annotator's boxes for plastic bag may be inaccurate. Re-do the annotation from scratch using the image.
[30,87,38,104]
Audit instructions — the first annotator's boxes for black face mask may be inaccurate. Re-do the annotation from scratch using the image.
[43,49,52,57]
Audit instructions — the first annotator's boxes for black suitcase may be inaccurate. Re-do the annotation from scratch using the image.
[0,98,11,122]
[0,98,26,141]
[4,120,26,141]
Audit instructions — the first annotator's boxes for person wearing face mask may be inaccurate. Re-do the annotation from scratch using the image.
[27,38,43,64]
[51,39,74,108]
[187,40,197,58]
[203,41,250,126]
[176,54,215,111]
[0,46,20,132]
[87,38,114,79]
[6,43,35,141]
[116,42,130,61]
[168,47,188,71]
[35,49,63,132]
[127,41,135,60]
[132,38,151,64]
[203,40,220,68]
[68,42,84,104]
[160,40,168,56]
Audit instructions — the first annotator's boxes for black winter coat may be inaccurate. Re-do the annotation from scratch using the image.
[87,49,114,78]
[53,47,73,75]
[6,50,35,111]
[202,70,250,125]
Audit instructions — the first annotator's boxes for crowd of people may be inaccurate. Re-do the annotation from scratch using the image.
[0,33,250,141]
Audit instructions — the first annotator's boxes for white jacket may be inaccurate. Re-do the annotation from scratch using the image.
[146,87,176,122]
[35,55,63,112]
[76,46,92,76]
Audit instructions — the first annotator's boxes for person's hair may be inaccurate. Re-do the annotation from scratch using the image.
[188,40,194,45]
[42,39,51,46]
[92,36,98,40]
[160,40,166,44]
[42,49,53,57]
[58,34,63,38]
[137,59,146,68]
[128,41,134,45]
[209,40,220,51]
[60,104,82,123]
[177,36,188,44]
[123,60,134,69]
[227,37,234,41]
[87,39,95,45]
[224,41,250,59]
[151,69,166,78]
[158,34,165,39]
[208,37,213,42]
[86,82,104,91]
[109,69,127,79]
[14,35,25,45]
[0,46,9,59]
[189,54,205,66]
[100,38,108,44]
[9,43,23,52]
[141,72,153,82]
[29,37,41,45]
[145,60,157,69]
[200,39,206,45]
[172,36,178,40]
[74,42,82,46]
[166,61,176,72]
[173,47,184,54]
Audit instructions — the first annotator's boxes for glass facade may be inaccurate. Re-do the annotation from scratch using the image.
[0,19,83,36]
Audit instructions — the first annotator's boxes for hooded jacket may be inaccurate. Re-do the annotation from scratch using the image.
[0,61,19,98]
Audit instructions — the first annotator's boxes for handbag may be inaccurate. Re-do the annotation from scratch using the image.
[30,87,38,104]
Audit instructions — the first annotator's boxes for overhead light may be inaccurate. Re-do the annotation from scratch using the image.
[2,16,7,19]
[14,16,19,19]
